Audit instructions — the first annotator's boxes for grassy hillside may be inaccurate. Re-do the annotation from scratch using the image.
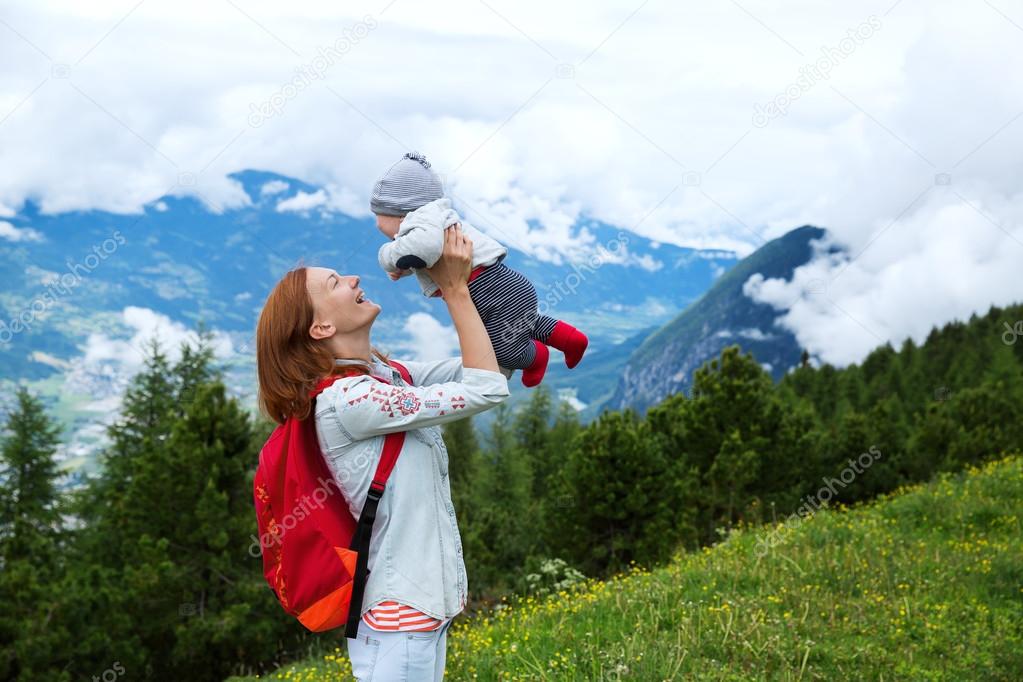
[233,455,1023,681]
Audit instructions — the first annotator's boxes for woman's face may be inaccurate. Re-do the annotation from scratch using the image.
[306,266,380,340]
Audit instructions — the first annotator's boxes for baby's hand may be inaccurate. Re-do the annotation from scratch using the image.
[388,269,410,281]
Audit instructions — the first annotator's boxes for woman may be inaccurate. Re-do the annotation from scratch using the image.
[255,225,510,680]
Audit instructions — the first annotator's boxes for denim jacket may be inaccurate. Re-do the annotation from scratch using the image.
[314,355,510,621]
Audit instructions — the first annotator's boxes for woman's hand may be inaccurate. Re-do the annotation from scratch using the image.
[425,223,473,298]
[426,223,497,372]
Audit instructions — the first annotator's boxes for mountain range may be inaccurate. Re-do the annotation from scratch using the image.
[0,170,745,472]
[1,168,847,475]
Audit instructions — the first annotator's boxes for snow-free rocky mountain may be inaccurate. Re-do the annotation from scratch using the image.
[606,226,830,415]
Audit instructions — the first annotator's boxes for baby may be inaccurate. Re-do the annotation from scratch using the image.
[371,151,588,387]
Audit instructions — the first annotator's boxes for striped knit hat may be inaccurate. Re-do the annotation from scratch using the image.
[370,151,444,216]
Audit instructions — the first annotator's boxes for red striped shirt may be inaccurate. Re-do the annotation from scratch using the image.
[363,601,443,632]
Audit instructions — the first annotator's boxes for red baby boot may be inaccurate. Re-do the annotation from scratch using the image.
[547,321,588,369]
[521,340,549,387]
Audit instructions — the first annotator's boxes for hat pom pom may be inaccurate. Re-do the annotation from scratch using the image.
[403,151,431,169]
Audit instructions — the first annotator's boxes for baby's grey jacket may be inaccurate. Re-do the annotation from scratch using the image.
[377,197,508,298]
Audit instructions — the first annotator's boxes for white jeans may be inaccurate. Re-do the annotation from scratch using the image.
[347,617,453,681]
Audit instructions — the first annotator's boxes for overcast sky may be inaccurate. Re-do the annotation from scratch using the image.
[2,0,1022,365]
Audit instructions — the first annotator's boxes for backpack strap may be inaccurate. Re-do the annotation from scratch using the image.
[389,358,413,385]
[345,429,404,637]
[343,358,414,638]
[361,360,413,492]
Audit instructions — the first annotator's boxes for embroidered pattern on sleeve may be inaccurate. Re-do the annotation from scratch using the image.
[394,390,421,416]
[344,382,467,419]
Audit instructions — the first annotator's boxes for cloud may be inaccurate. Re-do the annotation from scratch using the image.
[1,0,1021,364]
[276,189,327,213]
[82,305,232,366]
[716,327,775,341]
[324,183,368,217]
[47,306,238,459]
[24,264,58,284]
[273,184,365,215]
[744,189,1023,366]
[66,306,235,402]
[399,312,459,361]
[0,220,43,242]
[260,179,289,196]
[633,254,662,272]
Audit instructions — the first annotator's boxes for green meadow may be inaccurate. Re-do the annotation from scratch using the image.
[235,454,1023,681]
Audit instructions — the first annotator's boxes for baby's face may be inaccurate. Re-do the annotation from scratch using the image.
[375,213,402,240]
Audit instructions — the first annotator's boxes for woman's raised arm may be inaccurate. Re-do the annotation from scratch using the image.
[323,224,512,441]
[425,224,500,373]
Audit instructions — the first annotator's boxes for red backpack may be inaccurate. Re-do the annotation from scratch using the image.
[253,360,412,638]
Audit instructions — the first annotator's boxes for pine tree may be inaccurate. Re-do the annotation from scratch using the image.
[60,335,303,680]
[442,416,492,601]
[539,400,582,531]
[444,415,482,513]
[0,388,67,681]
[706,429,759,526]
[0,387,62,557]
[513,385,553,499]
[555,409,695,576]
[680,346,810,541]
[548,399,582,457]
[475,403,534,595]
[162,380,293,674]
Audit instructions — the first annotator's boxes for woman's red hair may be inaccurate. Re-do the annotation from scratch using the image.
[256,267,389,424]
